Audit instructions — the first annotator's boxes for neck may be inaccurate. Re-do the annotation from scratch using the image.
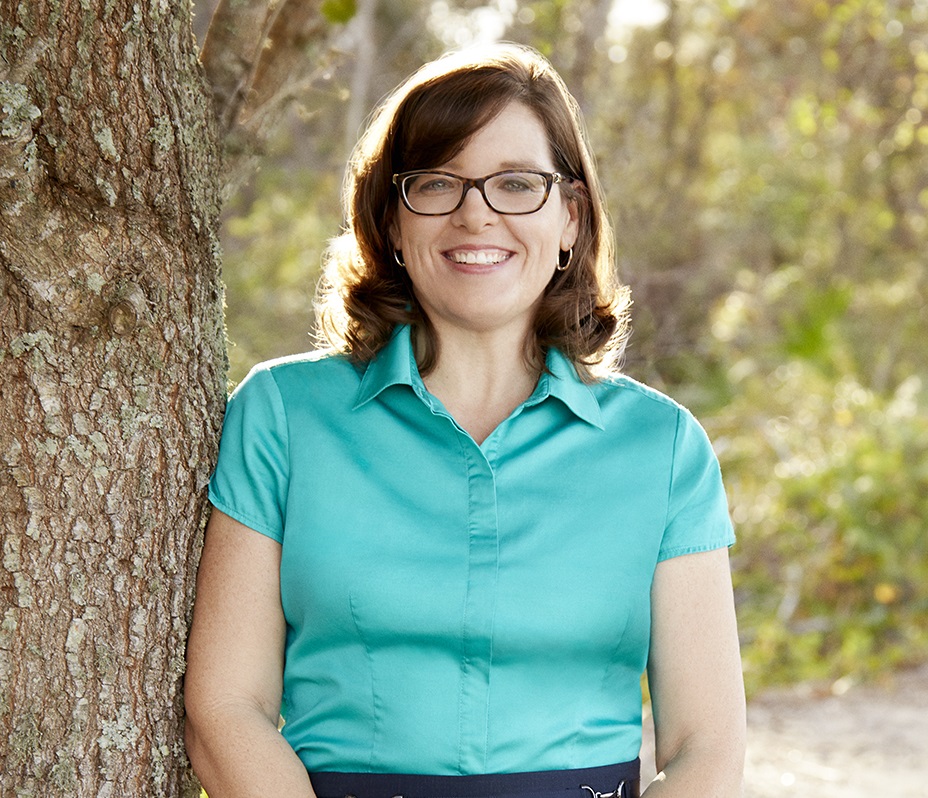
[418,327,541,445]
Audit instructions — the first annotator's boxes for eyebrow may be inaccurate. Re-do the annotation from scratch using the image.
[499,160,548,170]
[440,159,552,173]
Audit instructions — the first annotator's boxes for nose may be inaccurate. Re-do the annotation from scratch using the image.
[452,184,497,229]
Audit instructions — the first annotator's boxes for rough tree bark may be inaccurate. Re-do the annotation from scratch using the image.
[0,1,336,795]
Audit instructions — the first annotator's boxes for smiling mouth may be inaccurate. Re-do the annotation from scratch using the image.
[444,249,511,265]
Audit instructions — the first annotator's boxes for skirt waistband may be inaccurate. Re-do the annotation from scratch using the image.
[309,760,641,798]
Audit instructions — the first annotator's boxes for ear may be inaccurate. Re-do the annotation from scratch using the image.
[560,195,579,251]
[389,215,402,250]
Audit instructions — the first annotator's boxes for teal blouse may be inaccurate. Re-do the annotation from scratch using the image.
[208,325,735,776]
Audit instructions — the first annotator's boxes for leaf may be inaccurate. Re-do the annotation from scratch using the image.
[321,0,357,25]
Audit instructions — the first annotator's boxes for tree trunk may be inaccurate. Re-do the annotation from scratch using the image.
[342,0,379,161]
[0,1,225,794]
[565,0,614,118]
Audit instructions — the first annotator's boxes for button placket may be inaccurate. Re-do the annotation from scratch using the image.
[456,438,500,773]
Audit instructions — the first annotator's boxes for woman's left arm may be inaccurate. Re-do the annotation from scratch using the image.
[642,548,746,797]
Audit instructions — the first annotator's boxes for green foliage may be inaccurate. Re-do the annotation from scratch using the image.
[222,162,341,384]
[705,304,928,692]
[321,0,357,25]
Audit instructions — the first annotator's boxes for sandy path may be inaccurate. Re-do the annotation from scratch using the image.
[639,663,928,797]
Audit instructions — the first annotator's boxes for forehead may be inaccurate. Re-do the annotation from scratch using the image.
[439,102,555,171]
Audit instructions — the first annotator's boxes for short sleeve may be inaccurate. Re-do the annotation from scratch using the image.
[208,366,289,543]
[658,407,735,561]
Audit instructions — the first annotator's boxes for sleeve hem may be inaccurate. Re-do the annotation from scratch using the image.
[657,535,735,563]
[208,490,284,544]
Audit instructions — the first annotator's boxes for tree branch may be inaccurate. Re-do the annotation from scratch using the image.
[200,0,277,133]
[241,0,329,124]
[202,0,341,200]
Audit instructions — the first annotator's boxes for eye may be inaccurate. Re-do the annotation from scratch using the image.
[411,175,457,194]
[497,173,543,193]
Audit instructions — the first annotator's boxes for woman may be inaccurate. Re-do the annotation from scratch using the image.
[185,43,745,798]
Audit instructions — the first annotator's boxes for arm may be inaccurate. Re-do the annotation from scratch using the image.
[184,508,315,798]
[642,548,746,797]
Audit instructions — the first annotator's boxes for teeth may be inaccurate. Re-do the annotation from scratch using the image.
[449,250,507,265]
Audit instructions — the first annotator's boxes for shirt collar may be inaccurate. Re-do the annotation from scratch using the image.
[354,324,604,429]
[354,325,422,409]
[534,347,604,429]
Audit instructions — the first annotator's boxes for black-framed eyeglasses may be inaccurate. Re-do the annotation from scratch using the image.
[392,169,566,216]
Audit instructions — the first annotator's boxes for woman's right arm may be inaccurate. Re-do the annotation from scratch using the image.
[184,508,315,798]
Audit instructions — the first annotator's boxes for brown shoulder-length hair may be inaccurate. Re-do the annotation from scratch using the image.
[315,42,631,379]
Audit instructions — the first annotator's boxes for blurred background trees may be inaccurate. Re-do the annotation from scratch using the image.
[194,0,928,694]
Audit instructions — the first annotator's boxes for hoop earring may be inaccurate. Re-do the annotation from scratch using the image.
[556,247,573,272]
[393,250,406,269]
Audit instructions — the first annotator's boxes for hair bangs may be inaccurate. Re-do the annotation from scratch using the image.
[393,70,523,172]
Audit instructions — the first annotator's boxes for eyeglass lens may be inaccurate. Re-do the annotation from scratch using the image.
[401,172,551,215]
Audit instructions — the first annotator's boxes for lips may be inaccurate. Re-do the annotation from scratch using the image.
[444,248,511,265]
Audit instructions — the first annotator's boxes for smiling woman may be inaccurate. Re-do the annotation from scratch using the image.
[184,43,746,798]
[317,44,628,379]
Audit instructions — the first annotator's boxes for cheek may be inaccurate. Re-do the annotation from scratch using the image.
[527,219,565,261]
[392,214,437,255]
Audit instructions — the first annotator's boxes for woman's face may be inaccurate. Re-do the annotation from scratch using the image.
[390,101,578,344]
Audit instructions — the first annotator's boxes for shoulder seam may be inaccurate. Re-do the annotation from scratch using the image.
[598,374,685,412]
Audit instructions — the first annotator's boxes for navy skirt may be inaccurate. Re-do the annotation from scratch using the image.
[309,760,641,798]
